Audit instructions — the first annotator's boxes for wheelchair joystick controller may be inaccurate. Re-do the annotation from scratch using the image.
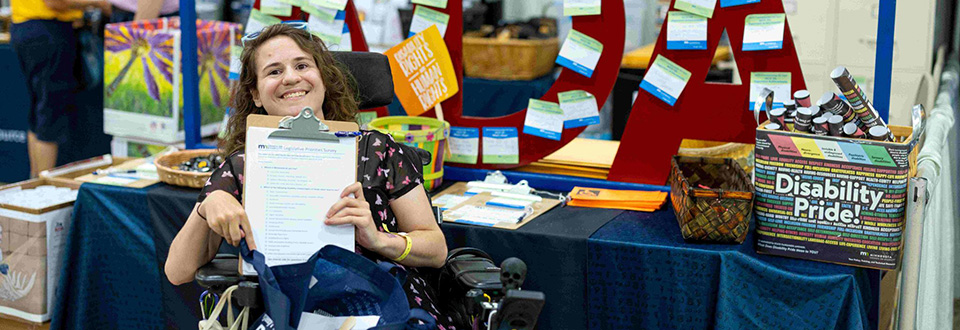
[500,258,526,291]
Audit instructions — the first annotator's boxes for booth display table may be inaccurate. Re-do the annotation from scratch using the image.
[49,182,877,330]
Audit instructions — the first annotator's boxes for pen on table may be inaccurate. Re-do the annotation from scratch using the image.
[334,131,362,137]
[484,201,527,210]
[93,169,136,176]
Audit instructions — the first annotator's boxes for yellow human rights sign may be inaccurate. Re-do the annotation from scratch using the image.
[385,25,458,116]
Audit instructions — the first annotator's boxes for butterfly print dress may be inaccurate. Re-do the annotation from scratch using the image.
[198,131,458,329]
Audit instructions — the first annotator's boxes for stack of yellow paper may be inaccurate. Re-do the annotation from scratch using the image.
[567,186,668,212]
[516,138,619,179]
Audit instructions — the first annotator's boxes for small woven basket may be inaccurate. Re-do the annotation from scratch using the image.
[669,156,755,244]
[155,149,219,188]
[462,36,558,80]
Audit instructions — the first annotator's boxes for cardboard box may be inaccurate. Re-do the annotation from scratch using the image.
[0,314,49,330]
[103,18,238,143]
[0,178,79,322]
[753,124,917,270]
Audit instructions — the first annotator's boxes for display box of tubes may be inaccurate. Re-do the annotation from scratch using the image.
[752,66,918,270]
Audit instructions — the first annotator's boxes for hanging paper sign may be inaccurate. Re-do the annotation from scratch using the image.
[482,127,519,164]
[302,3,338,21]
[558,90,601,128]
[259,0,293,17]
[337,21,352,51]
[742,14,786,51]
[308,10,346,45]
[639,55,692,106]
[244,9,282,35]
[277,0,304,6]
[523,99,564,141]
[448,127,480,164]
[408,6,450,38]
[384,25,459,116]
[556,30,603,78]
[666,11,707,50]
[674,0,717,18]
[563,0,601,16]
[412,0,447,9]
[719,0,760,8]
[310,0,347,11]
[357,111,377,130]
[229,45,242,80]
[749,72,791,111]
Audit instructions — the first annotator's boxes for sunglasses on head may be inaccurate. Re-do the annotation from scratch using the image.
[241,21,309,46]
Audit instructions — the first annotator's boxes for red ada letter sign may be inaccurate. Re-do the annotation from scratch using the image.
[385,25,459,116]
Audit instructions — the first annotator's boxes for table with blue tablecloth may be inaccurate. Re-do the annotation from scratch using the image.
[50,181,878,330]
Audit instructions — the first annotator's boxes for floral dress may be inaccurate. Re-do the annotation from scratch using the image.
[197,131,458,329]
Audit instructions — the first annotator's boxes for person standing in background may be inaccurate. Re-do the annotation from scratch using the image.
[10,0,111,178]
[107,0,179,23]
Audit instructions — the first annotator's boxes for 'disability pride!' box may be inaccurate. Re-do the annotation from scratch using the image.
[753,124,917,270]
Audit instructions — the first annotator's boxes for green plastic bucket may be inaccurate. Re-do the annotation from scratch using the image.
[368,116,450,191]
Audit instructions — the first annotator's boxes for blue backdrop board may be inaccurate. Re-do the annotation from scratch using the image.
[0,44,31,183]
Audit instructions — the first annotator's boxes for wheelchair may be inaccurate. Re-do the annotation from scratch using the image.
[194,144,544,329]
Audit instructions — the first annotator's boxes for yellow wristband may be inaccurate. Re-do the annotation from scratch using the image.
[393,233,412,262]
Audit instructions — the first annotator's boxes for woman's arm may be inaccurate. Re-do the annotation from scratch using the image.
[378,184,447,268]
[165,203,223,285]
[325,183,447,268]
[166,190,256,285]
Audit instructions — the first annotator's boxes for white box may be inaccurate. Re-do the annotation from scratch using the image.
[0,179,80,323]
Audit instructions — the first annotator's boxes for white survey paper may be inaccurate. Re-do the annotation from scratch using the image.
[244,126,357,271]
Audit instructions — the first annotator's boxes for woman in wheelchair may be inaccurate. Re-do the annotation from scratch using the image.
[165,24,456,329]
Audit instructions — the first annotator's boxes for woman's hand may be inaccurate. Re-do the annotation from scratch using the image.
[325,182,382,251]
[199,190,256,249]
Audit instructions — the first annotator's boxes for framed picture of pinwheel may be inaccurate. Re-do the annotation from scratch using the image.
[103,18,240,144]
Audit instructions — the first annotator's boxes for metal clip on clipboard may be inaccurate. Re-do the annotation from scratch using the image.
[269,107,340,142]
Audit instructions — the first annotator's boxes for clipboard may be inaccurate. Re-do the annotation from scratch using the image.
[431,182,562,230]
[240,107,360,275]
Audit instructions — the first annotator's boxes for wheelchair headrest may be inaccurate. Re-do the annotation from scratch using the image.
[329,51,394,110]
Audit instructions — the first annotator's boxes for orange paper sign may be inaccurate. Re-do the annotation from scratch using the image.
[384,25,459,116]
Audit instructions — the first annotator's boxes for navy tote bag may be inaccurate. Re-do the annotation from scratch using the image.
[240,242,436,330]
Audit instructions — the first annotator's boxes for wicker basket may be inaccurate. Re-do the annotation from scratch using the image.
[155,149,220,188]
[462,36,558,80]
[669,156,755,244]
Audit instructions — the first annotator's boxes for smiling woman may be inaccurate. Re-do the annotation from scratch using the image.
[164,24,456,329]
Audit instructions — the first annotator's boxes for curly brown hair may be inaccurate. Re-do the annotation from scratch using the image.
[220,24,359,156]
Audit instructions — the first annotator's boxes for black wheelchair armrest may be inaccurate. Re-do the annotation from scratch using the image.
[196,254,244,292]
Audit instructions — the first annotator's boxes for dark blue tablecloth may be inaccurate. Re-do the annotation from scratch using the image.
[587,204,876,329]
[387,75,556,117]
[50,182,877,330]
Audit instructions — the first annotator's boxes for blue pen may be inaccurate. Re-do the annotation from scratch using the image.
[334,131,362,137]
[485,201,527,210]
